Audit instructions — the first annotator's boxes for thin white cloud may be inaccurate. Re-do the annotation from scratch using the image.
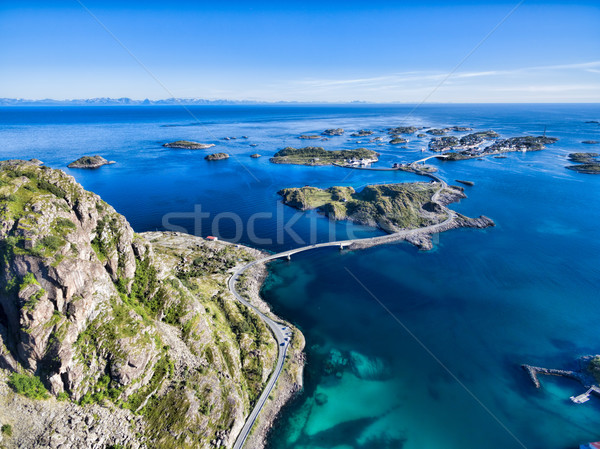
[492,84,600,92]
[292,60,600,90]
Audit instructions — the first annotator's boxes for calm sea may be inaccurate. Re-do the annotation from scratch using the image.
[1,104,599,449]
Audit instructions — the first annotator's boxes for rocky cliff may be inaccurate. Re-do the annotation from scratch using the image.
[0,160,289,448]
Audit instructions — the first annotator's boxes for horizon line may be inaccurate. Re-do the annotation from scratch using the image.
[1,97,600,106]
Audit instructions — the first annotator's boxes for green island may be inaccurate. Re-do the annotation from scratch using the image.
[0,160,304,448]
[279,183,456,232]
[163,140,216,149]
[270,146,379,166]
[67,155,115,169]
[566,152,600,174]
[205,152,230,160]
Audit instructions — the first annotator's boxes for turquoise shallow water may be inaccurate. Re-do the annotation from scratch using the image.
[1,104,600,448]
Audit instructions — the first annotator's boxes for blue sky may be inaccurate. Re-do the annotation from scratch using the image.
[1,1,599,102]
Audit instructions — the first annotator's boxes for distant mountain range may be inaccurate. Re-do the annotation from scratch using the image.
[0,98,368,106]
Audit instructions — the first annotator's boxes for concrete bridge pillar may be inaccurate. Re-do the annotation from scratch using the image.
[286,254,291,261]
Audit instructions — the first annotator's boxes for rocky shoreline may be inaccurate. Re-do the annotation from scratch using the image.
[348,213,495,251]
[235,261,305,449]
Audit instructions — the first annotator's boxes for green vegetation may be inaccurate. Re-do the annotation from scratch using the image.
[143,386,191,448]
[19,272,39,290]
[270,146,379,166]
[216,294,271,403]
[8,373,50,400]
[91,215,122,262]
[125,355,173,412]
[19,272,46,310]
[279,182,447,231]
[176,247,238,279]
[1,424,12,437]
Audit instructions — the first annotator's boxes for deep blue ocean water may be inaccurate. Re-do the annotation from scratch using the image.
[1,104,599,449]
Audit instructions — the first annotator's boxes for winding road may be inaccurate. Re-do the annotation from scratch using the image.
[229,172,455,448]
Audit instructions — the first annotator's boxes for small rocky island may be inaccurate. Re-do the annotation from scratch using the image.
[298,135,320,140]
[566,152,600,174]
[456,179,474,186]
[163,140,215,150]
[278,182,494,249]
[350,130,374,137]
[390,137,408,145]
[270,146,379,166]
[426,128,447,136]
[67,155,115,169]
[388,126,420,135]
[205,152,230,161]
[322,128,344,136]
[250,153,261,158]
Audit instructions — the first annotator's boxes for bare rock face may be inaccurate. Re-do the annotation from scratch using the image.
[0,160,158,399]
